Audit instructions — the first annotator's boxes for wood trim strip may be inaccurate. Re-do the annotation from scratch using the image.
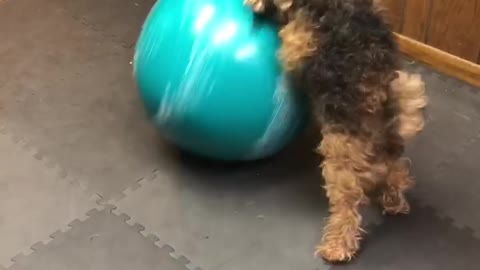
[395,33,480,87]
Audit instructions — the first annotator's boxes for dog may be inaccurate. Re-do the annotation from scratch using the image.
[244,0,428,262]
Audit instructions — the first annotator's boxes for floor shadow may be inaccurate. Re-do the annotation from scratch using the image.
[332,200,480,270]
[171,125,320,185]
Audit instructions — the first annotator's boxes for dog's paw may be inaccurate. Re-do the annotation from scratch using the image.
[381,193,411,215]
[274,0,293,11]
[315,243,357,262]
[382,200,411,215]
[244,0,265,13]
[315,234,360,262]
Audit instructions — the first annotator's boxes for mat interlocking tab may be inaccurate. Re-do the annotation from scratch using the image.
[417,131,480,239]
[403,61,480,238]
[6,206,197,270]
[329,204,480,270]
[109,164,336,270]
[0,0,171,202]
[2,0,480,268]
[0,126,99,269]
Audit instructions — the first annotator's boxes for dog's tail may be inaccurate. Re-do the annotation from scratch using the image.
[389,71,428,142]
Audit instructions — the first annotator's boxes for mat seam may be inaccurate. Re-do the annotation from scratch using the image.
[0,125,195,269]
[359,203,480,257]
[0,126,103,269]
[403,62,480,239]
[107,169,207,270]
[2,204,197,270]
[413,127,480,240]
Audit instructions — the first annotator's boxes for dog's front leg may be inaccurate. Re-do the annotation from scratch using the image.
[315,130,385,262]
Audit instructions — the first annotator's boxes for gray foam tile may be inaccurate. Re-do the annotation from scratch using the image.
[405,62,480,169]
[0,129,98,268]
[403,60,480,127]
[114,173,328,270]
[402,63,480,236]
[111,134,383,270]
[329,205,480,270]
[54,0,156,48]
[416,134,480,237]
[0,0,172,200]
[8,207,192,270]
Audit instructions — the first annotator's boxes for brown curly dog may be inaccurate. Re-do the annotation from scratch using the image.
[244,0,428,262]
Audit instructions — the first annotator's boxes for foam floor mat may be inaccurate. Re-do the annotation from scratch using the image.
[1,0,479,269]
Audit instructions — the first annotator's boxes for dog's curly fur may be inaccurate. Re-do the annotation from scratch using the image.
[245,0,428,262]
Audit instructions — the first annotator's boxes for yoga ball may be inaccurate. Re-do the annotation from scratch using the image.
[134,0,307,161]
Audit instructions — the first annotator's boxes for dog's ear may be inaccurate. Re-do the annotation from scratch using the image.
[251,0,287,26]
[273,0,293,11]
[255,0,280,17]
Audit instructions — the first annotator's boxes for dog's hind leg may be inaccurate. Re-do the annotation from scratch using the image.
[380,71,427,215]
[381,157,413,215]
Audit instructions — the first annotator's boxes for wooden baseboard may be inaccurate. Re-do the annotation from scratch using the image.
[394,33,480,87]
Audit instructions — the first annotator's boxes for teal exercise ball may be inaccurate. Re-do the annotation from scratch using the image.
[134,0,307,161]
